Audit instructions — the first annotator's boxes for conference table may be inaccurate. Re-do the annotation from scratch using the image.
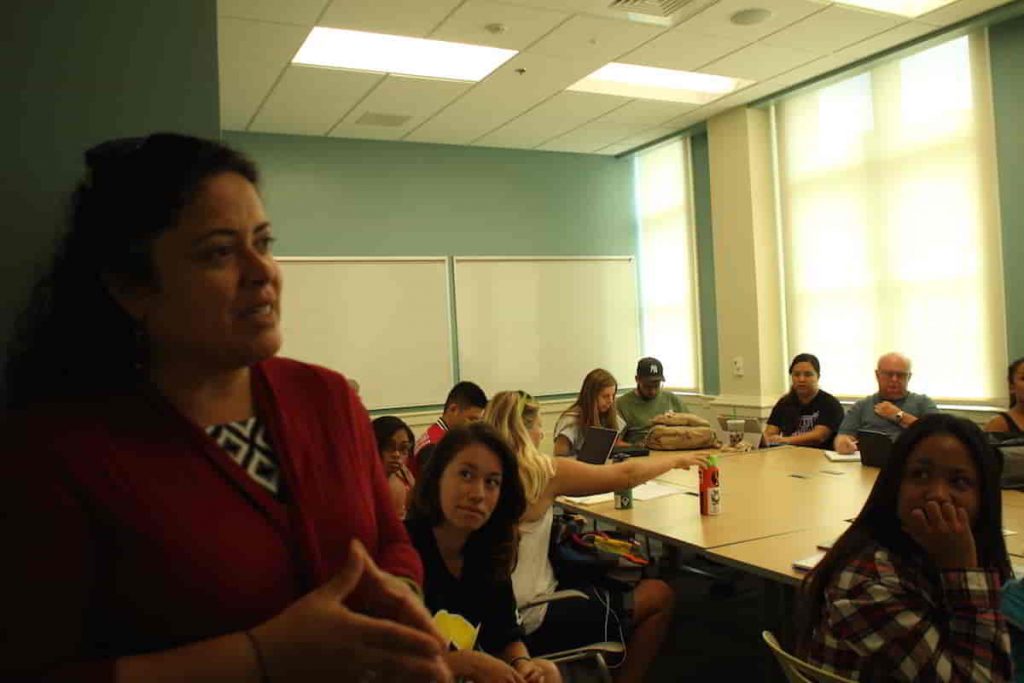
[558,445,1024,586]
[557,445,1024,680]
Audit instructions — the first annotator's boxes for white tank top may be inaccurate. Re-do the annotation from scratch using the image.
[513,505,559,634]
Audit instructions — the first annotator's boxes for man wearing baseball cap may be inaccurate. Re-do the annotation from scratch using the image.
[616,357,689,445]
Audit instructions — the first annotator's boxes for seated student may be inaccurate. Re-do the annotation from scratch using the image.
[373,416,416,519]
[615,357,688,445]
[985,357,1024,434]
[485,390,707,683]
[834,352,939,455]
[411,381,487,477]
[796,414,1012,681]
[764,353,845,450]
[405,423,561,683]
[553,369,627,457]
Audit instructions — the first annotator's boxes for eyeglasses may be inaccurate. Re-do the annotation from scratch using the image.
[876,370,911,380]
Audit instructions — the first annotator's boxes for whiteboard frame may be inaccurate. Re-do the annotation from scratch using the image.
[452,255,641,398]
[274,256,456,410]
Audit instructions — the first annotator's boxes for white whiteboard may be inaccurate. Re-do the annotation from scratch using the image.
[276,258,453,410]
[454,257,640,396]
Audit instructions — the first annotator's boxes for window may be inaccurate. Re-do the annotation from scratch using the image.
[773,33,1006,404]
[634,138,701,392]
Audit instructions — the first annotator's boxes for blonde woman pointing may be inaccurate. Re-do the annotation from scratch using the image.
[485,391,707,683]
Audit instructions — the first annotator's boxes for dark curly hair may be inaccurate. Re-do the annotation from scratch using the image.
[4,133,259,410]
[407,421,526,580]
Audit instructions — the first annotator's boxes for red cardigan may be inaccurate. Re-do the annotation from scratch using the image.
[0,357,422,681]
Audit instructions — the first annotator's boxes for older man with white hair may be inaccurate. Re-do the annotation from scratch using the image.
[833,352,939,454]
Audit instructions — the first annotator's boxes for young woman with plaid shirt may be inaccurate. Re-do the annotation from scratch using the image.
[796,414,1012,681]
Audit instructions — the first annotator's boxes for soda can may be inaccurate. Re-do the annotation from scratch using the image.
[614,488,633,509]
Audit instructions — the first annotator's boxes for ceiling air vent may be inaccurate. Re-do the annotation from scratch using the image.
[607,0,689,18]
[355,112,412,127]
[603,0,711,25]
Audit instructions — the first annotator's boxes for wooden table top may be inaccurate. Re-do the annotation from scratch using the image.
[710,523,853,586]
[559,446,1024,577]
[559,446,876,549]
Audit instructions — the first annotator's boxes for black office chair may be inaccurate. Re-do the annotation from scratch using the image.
[520,589,625,683]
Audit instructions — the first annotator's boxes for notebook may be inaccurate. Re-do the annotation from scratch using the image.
[824,450,860,462]
[793,551,826,572]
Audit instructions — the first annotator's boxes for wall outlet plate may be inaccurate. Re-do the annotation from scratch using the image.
[732,356,744,377]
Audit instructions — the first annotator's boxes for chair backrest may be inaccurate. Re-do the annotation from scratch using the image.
[761,631,856,683]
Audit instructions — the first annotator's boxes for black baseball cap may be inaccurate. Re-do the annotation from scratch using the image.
[636,357,665,381]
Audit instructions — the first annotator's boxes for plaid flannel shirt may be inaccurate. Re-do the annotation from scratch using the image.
[806,543,1011,681]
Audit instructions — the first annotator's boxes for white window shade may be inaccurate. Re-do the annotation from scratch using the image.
[634,139,701,392]
[774,33,1007,404]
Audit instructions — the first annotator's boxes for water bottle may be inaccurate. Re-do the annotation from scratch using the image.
[699,455,721,515]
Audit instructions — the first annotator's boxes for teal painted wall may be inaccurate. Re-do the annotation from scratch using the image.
[990,16,1024,362]
[690,132,720,395]
[0,0,220,390]
[223,132,637,257]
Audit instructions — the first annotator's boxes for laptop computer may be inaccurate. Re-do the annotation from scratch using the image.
[578,426,618,465]
[857,430,893,468]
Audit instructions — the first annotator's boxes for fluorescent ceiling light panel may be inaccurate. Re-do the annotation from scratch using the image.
[567,63,752,104]
[293,27,517,82]
[831,0,957,16]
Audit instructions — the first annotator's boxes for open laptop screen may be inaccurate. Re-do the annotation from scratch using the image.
[578,426,618,465]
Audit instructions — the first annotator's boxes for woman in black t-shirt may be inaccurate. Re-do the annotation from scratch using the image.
[764,353,845,450]
[406,422,561,683]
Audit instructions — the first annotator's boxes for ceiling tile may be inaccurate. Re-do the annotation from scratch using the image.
[598,142,635,155]
[831,20,937,62]
[620,27,748,71]
[701,42,819,80]
[330,75,471,140]
[476,91,629,146]
[482,0,627,10]
[914,0,1015,25]
[249,65,383,135]
[403,96,520,144]
[538,120,642,152]
[218,18,311,131]
[601,125,680,151]
[430,0,571,49]
[406,48,602,143]
[678,0,831,41]
[526,14,667,63]
[217,0,329,26]
[596,99,699,126]
[760,5,907,54]
[661,107,713,130]
[319,0,463,37]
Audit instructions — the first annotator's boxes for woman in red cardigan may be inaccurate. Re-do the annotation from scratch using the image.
[1,133,450,682]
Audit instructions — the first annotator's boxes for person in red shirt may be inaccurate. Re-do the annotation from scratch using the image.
[1,133,449,683]
[411,381,487,477]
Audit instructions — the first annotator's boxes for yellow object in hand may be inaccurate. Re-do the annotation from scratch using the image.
[433,610,480,651]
